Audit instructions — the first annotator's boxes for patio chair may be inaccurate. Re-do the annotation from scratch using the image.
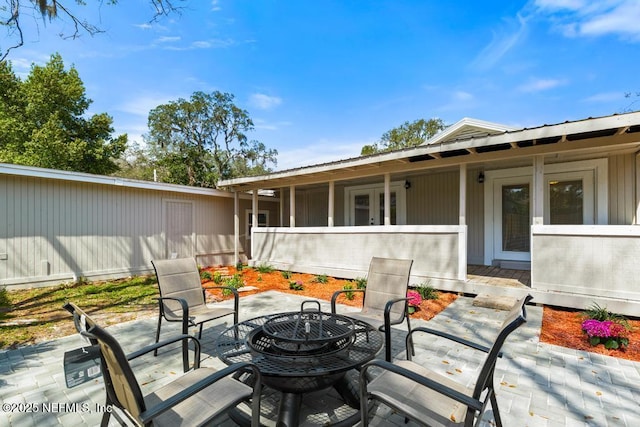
[151,258,239,361]
[330,256,414,362]
[359,293,533,427]
[63,302,262,427]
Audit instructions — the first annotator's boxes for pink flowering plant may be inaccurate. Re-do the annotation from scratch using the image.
[581,303,630,350]
[406,290,422,313]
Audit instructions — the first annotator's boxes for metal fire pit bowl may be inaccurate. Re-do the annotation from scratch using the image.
[215,300,383,426]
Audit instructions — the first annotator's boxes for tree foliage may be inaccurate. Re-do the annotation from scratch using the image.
[0,53,127,174]
[361,118,447,155]
[145,91,278,187]
[1,0,184,61]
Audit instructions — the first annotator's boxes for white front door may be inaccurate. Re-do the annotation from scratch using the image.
[493,177,532,262]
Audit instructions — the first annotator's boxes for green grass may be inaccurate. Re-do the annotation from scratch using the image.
[0,275,159,349]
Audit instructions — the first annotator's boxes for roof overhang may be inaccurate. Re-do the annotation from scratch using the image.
[218,112,640,191]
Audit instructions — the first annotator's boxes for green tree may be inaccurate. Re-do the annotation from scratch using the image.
[1,1,183,61]
[145,91,278,187]
[0,53,127,174]
[362,118,447,155]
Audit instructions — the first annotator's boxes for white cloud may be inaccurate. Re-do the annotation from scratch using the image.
[249,93,283,110]
[211,0,222,12]
[535,0,640,41]
[117,94,180,117]
[583,91,623,103]
[254,118,292,131]
[453,91,474,101]
[156,36,181,43]
[275,139,367,170]
[471,13,529,70]
[518,78,565,93]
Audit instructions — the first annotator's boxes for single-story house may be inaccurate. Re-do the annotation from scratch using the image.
[218,111,640,316]
[0,163,278,289]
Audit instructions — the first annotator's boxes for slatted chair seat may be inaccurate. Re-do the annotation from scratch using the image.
[63,302,262,427]
[360,294,533,427]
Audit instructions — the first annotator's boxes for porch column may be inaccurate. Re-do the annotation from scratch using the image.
[384,173,391,225]
[290,185,296,227]
[252,190,258,258]
[459,164,466,226]
[279,189,284,226]
[636,153,640,224]
[533,155,545,226]
[458,164,467,280]
[233,191,239,265]
[328,180,335,227]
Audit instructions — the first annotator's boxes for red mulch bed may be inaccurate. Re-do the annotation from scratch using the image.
[204,266,640,362]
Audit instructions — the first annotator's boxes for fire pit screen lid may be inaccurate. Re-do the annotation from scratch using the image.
[261,300,355,344]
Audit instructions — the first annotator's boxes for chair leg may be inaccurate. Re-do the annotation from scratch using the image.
[153,314,162,357]
[489,390,503,427]
[198,323,203,339]
[405,316,415,357]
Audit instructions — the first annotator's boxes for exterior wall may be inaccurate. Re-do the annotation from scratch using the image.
[531,225,640,316]
[406,170,459,225]
[250,225,467,283]
[0,172,275,288]
[608,153,636,225]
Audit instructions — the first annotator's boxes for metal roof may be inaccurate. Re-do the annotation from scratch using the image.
[218,111,640,191]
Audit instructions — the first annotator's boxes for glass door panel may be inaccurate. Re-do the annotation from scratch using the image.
[549,180,583,224]
[354,193,371,226]
[501,184,530,252]
[378,192,397,225]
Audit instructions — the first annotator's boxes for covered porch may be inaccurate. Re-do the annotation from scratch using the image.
[219,112,640,316]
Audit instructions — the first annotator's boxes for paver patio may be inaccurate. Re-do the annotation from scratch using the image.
[1,291,639,426]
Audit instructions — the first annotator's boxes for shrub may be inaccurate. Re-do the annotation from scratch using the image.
[581,302,631,349]
[212,271,223,284]
[343,284,355,300]
[415,283,439,300]
[281,270,292,279]
[313,274,329,284]
[256,263,274,273]
[235,262,244,271]
[353,277,367,289]
[222,274,244,296]
[200,270,212,281]
[289,280,304,291]
[0,286,10,308]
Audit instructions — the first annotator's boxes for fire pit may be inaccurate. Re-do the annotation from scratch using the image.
[216,300,383,426]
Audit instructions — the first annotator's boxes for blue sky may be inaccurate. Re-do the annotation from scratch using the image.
[8,0,640,170]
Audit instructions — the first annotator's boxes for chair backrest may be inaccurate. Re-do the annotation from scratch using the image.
[152,258,206,316]
[64,302,147,421]
[472,294,533,398]
[361,257,413,321]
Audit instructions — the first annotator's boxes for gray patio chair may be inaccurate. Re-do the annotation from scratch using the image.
[331,256,414,362]
[63,302,262,427]
[151,258,239,363]
[359,293,533,427]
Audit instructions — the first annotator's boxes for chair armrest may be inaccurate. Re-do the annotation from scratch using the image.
[138,362,262,424]
[126,334,202,369]
[361,359,483,412]
[384,297,410,327]
[157,296,191,333]
[206,286,240,318]
[331,289,365,313]
[407,326,495,356]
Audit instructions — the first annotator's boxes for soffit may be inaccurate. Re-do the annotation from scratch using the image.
[218,112,640,191]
